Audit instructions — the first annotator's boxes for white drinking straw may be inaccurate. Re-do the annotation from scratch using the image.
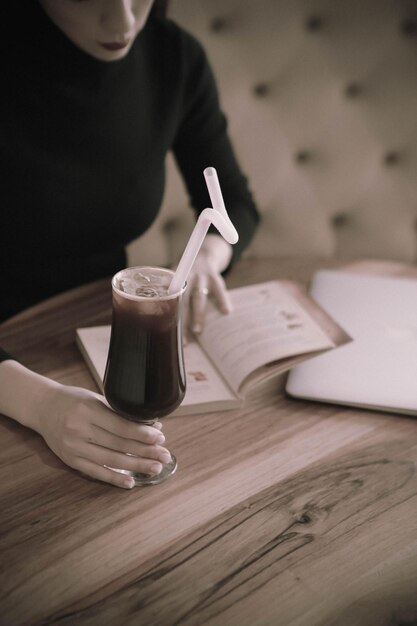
[204,166,228,218]
[168,168,238,295]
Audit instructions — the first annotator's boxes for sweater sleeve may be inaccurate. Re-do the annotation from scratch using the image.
[172,29,260,266]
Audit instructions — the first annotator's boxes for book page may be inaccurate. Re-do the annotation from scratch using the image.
[177,341,238,411]
[197,281,336,394]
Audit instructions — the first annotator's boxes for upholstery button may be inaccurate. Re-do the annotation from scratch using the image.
[253,82,270,97]
[401,18,417,37]
[295,150,312,164]
[332,213,349,228]
[210,16,228,32]
[345,82,363,98]
[384,151,400,165]
[305,16,324,32]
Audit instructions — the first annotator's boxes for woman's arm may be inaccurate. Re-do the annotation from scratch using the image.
[0,360,171,489]
[172,28,260,265]
[170,28,260,334]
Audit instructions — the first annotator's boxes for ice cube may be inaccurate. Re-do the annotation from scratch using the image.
[135,286,160,298]
[118,278,138,295]
[133,271,151,284]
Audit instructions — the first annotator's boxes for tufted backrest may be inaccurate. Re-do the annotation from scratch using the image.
[127,0,417,266]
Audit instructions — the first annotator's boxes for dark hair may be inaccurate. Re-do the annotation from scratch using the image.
[151,0,169,18]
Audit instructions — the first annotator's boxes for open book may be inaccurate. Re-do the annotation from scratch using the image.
[76,280,350,416]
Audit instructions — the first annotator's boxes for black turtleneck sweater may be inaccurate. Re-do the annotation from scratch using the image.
[0,3,259,362]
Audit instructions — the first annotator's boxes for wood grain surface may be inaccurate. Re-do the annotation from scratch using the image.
[1,257,417,626]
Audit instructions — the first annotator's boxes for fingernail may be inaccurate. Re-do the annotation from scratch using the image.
[159,451,172,463]
[156,433,166,444]
[150,463,163,474]
[124,477,135,489]
[192,324,202,334]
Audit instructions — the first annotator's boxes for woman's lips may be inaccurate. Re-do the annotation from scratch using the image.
[100,41,130,51]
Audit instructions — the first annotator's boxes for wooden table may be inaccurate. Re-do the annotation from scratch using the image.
[2,257,417,626]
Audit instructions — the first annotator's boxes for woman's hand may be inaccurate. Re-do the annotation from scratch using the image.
[0,361,171,489]
[182,233,233,339]
[36,385,171,489]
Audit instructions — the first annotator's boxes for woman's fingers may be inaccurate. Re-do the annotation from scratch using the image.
[190,273,232,334]
[92,406,166,445]
[209,272,233,314]
[89,424,171,463]
[191,278,210,334]
[75,458,136,489]
[78,444,166,476]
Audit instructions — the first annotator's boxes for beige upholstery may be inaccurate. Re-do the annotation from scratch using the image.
[127,0,417,267]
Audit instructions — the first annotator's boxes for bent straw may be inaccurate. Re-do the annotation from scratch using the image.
[168,167,238,295]
[204,166,228,218]
[168,207,238,295]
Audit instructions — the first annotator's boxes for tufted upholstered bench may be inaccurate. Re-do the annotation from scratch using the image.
[127,0,417,268]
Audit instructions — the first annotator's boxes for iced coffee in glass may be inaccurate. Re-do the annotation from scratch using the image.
[103,266,186,485]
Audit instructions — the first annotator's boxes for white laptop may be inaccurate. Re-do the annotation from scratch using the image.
[286,269,417,416]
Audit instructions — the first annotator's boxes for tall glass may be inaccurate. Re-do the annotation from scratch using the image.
[103,266,186,486]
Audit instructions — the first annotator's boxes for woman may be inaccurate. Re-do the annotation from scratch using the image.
[0,0,259,488]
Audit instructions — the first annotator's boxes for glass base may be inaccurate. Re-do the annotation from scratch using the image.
[109,454,177,486]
